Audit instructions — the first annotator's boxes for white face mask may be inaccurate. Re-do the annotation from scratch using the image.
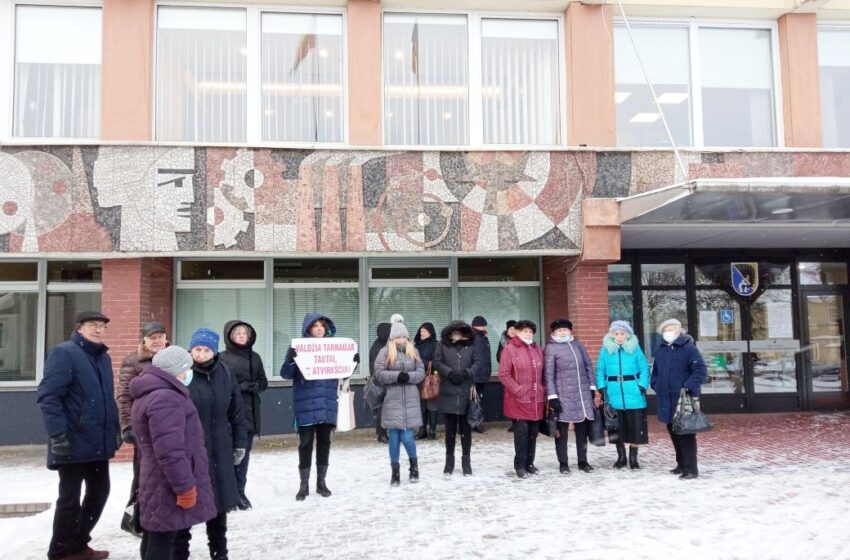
[180,369,194,387]
[662,331,678,344]
[552,335,572,343]
[520,335,534,345]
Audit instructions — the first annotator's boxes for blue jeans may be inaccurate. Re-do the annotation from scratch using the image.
[388,429,417,464]
[234,431,254,494]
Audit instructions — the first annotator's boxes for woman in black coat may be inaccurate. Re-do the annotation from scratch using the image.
[433,321,479,476]
[219,320,267,511]
[414,323,438,440]
[174,328,247,560]
[370,322,391,443]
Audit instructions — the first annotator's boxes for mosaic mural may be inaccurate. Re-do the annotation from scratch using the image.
[1,146,848,255]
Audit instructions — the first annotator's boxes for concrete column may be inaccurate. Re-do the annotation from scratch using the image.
[778,13,823,148]
[565,3,616,147]
[347,0,382,146]
[101,0,155,141]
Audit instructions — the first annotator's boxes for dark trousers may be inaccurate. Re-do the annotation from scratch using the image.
[173,511,228,560]
[234,431,254,494]
[375,408,387,439]
[667,423,699,475]
[141,530,177,560]
[555,420,589,465]
[444,413,472,456]
[298,424,333,470]
[513,420,540,470]
[128,444,140,506]
[48,461,111,560]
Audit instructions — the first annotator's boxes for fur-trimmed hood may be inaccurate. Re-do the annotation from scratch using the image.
[602,333,641,355]
[440,321,474,347]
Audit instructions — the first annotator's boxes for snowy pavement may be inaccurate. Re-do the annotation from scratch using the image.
[1,412,849,560]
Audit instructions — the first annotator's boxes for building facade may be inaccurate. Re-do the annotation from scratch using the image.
[0,0,848,445]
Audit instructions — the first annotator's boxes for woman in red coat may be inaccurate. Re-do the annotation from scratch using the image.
[498,320,546,478]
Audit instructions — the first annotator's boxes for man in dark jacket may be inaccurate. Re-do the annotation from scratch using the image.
[369,322,391,443]
[219,320,268,511]
[117,320,168,537]
[37,311,119,560]
[471,316,492,433]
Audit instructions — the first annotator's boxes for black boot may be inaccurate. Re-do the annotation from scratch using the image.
[515,468,528,479]
[237,491,252,510]
[670,466,685,475]
[559,462,571,474]
[444,455,455,475]
[416,426,428,440]
[577,462,594,473]
[613,443,627,469]
[391,463,400,487]
[462,455,472,476]
[295,468,310,501]
[378,427,389,444]
[316,465,332,497]
[409,458,419,482]
[629,446,640,470]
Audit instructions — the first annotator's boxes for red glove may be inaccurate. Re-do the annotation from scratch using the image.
[176,486,197,509]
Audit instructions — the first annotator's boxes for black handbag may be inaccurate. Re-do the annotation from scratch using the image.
[538,404,559,438]
[120,498,141,537]
[588,406,606,447]
[603,402,619,431]
[363,376,386,411]
[672,388,713,435]
[467,385,484,429]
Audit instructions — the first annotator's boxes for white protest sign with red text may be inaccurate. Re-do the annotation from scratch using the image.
[291,337,358,380]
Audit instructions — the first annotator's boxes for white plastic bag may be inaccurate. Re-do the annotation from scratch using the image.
[336,379,356,432]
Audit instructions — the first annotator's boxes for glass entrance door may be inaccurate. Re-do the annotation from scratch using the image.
[803,291,849,410]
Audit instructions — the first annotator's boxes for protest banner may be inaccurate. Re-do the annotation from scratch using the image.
[291,337,358,380]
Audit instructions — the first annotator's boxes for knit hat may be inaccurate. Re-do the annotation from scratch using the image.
[188,327,220,353]
[389,314,409,340]
[550,318,573,331]
[152,345,193,377]
[471,316,487,327]
[657,318,683,334]
[506,320,517,329]
[608,320,634,335]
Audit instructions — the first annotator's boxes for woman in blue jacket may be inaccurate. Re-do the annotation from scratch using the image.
[281,313,359,501]
[650,318,707,480]
[595,320,650,470]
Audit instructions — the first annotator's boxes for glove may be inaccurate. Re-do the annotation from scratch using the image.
[122,427,136,445]
[397,371,410,384]
[548,398,562,414]
[176,486,197,509]
[233,448,246,465]
[49,434,72,458]
[285,347,297,363]
[448,371,464,385]
[353,353,360,364]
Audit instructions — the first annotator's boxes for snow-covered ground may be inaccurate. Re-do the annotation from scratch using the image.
[1,417,848,560]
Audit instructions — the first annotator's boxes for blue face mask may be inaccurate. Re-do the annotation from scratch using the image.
[552,335,573,343]
[181,369,194,387]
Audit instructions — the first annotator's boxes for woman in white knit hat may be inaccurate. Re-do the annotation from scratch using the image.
[595,320,650,470]
[373,314,426,486]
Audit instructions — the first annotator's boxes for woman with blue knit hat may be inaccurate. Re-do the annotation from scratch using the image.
[595,320,650,470]
[173,327,247,560]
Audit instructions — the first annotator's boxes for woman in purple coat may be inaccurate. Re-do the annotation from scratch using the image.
[543,319,598,474]
[130,346,217,560]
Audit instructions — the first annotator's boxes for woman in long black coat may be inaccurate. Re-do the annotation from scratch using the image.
[174,328,247,560]
[219,320,267,511]
[414,322,438,440]
[433,321,479,476]
[370,322,392,443]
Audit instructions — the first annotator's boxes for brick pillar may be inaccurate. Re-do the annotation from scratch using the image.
[101,258,174,460]
[566,264,610,360]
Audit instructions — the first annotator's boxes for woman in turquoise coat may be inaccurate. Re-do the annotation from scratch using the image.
[595,320,650,470]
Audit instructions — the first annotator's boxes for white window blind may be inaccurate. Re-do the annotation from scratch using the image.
[261,13,344,143]
[819,29,850,149]
[45,292,101,352]
[14,6,102,138]
[481,19,560,145]
[0,292,38,382]
[383,14,469,146]
[156,7,248,143]
[368,287,452,366]
[459,286,541,367]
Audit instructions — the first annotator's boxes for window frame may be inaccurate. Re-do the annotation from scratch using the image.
[613,17,785,149]
[152,2,349,147]
[816,23,850,149]
[380,8,567,149]
[4,1,104,143]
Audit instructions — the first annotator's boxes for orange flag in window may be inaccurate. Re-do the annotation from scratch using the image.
[291,33,317,75]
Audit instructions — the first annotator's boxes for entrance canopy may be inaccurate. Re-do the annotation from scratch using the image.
[619,178,850,249]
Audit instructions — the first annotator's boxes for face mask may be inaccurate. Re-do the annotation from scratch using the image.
[451,333,462,341]
[662,331,678,344]
[520,335,534,345]
[180,369,194,387]
[552,335,573,343]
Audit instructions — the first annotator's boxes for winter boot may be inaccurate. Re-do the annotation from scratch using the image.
[462,455,472,476]
[295,468,310,501]
[443,455,455,475]
[515,468,528,479]
[416,426,428,440]
[559,462,571,474]
[428,414,438,440]
[526,436,538,474]
[237,491,253,511]
[613,443,627,469]
[316,465,332,497]
[629,446,641,470]
[391,463,401,487]
[670,466,684,475]
[577,462,594,473]
[409,458,419,483]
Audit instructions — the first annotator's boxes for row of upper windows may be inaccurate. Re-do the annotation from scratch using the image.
[8,5,850,148]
